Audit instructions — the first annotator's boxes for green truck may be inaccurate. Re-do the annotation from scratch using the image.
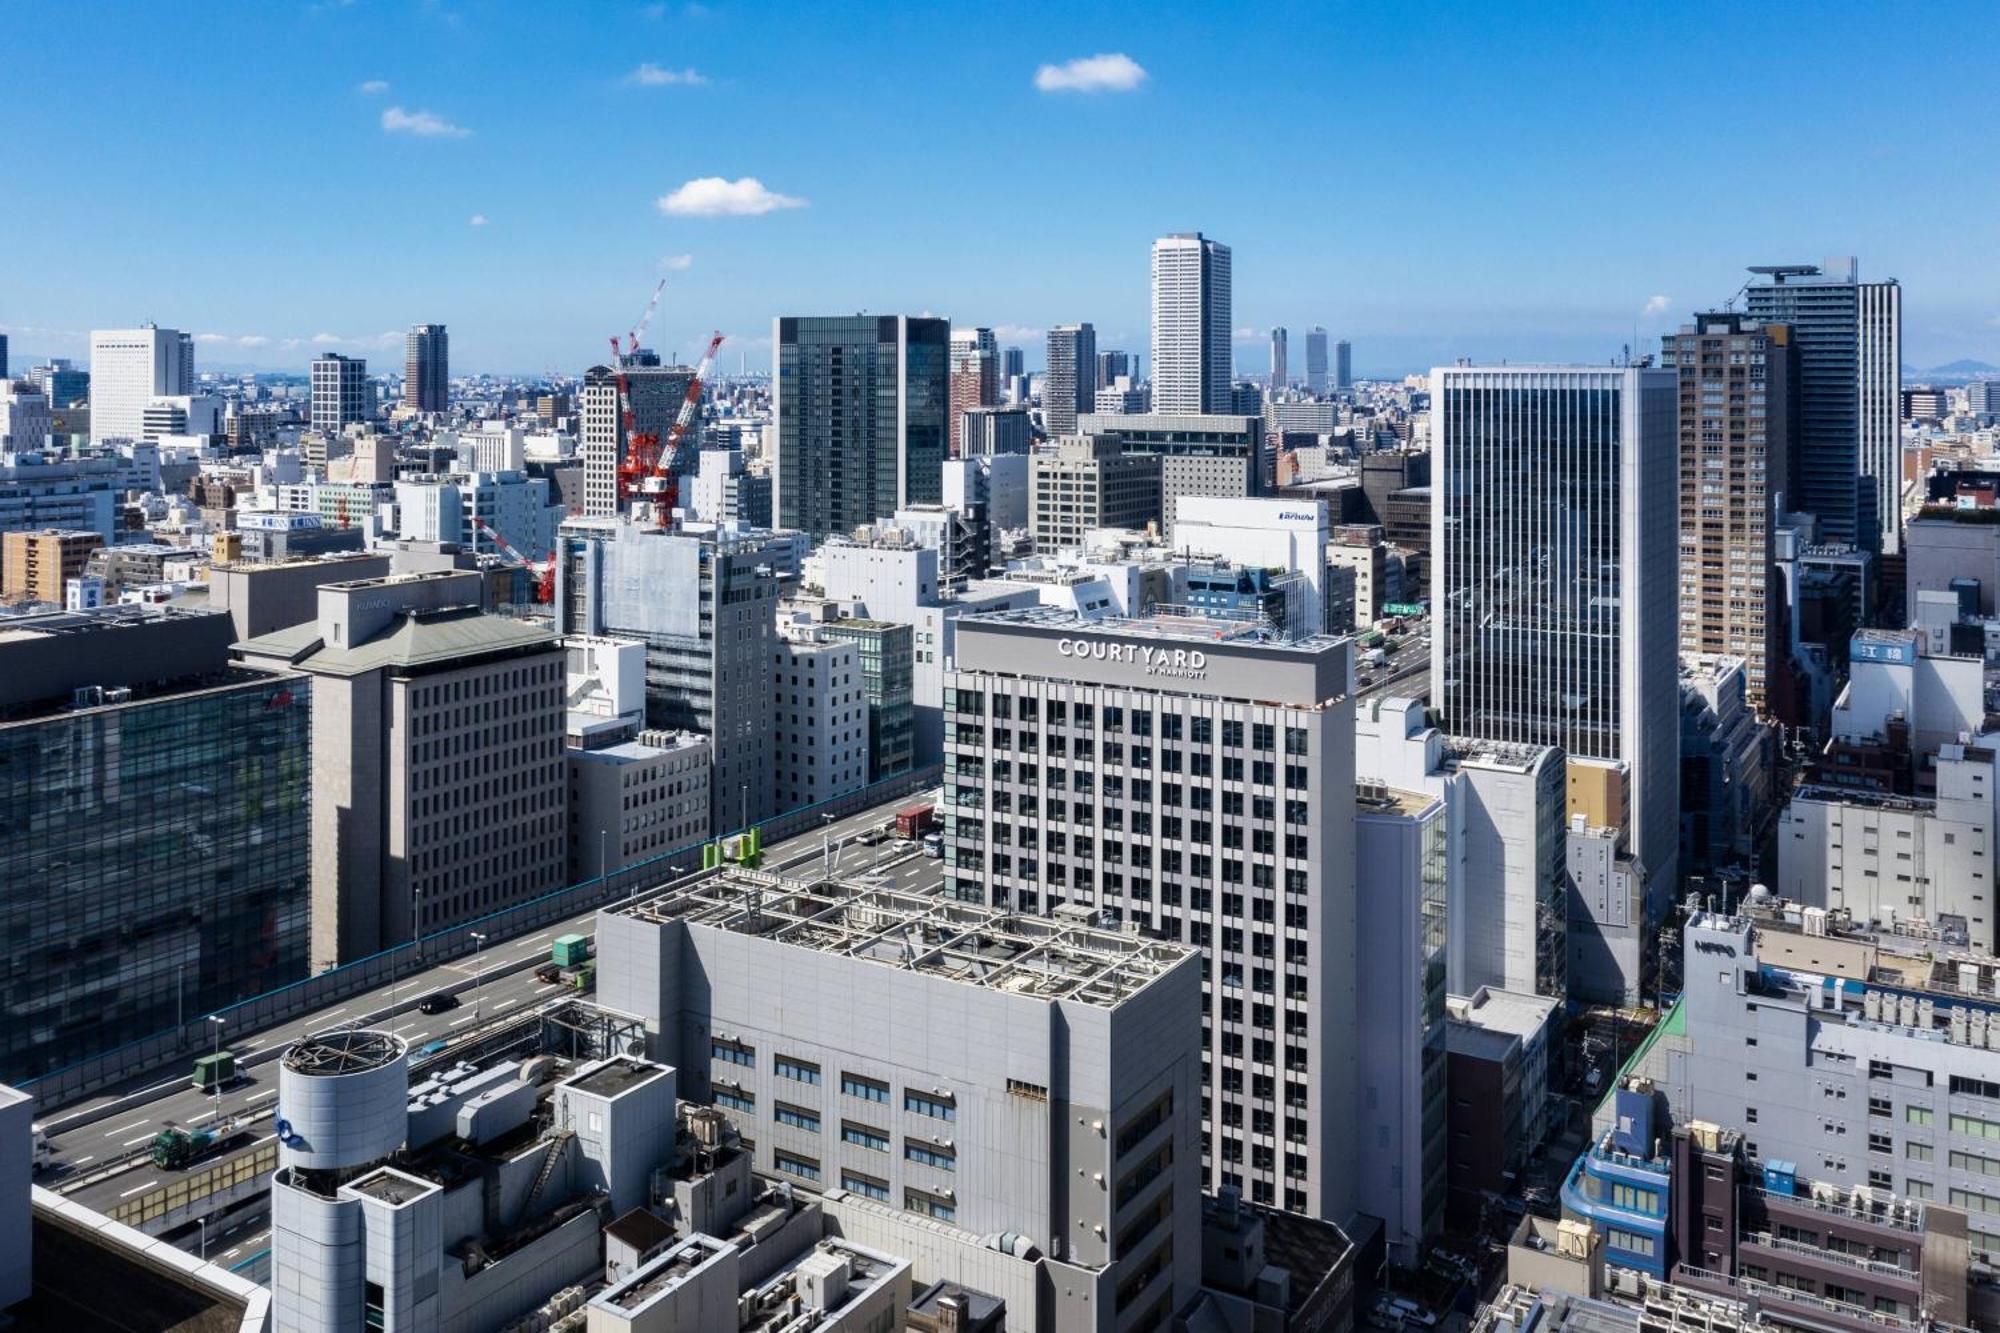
[191,1051,236,1093]
[552,934,592,969]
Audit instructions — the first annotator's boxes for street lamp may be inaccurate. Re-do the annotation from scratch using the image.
[470,932,488,1021]
[205,1015,227,1124]
[196,1215,208,1263]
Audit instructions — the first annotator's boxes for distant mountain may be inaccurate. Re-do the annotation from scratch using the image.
[1929,359,2000,376]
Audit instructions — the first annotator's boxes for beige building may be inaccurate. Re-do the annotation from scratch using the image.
[1028,434,1160,553]
[1,528,103,605]
[1326,523,1391,631]
[567,729,712,882]
[236,570,567,969]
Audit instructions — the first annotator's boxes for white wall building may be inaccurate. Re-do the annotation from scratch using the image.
[89,324,192,444]
[1170,494,1330,637]
[772,625,869,814]
[1151,233,1233,415]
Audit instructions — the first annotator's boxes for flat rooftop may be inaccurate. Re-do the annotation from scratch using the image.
[619,867,1195,1008]
[565,1057,670,1100]
[968,605,1346,653]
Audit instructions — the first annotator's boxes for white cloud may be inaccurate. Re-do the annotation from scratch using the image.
[195,332,232,344]
[311,332,346,345]
[1234,325,1257,339]
[1642,294,1672,317]
[469,213,489,227]
[238,335,270,348]
[657,176,805,217]
[380,105,472,138]
[357,79,390,95]
[661,253,694,271]
[1034,53,1146,94]
[992,323,1043,341]
[629,63,708,86]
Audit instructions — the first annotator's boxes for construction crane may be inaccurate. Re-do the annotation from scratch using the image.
[471,517,557,604]
[632,331,725,528]
[611,280,669,510]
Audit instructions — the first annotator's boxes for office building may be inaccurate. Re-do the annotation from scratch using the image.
[1662,313,1797,715]
[1335,341,1352,391]
[579,359,702,519]
[1044,322,1096,437]
[1029,434,1162,552]
[1077,411,1263,538]
[1152,233,1233,414]
[0,529,103,606]
[958,405,1032,457]
[1905,508,2000,619]
[774,315,949,540]
[235,571,566,970]
[1678,654,1772,886]
[1433,364,1681,902]
[568,728,711,881]
[0,453,118,556]
[772,624,869,814]
[1097,348,1131,389]
[819,617,916,782]
[686,447,772,529]
[559,520,783,832]
[947,326,997,457]
[394,469,559,560]
[1327,524,1395,631]
[1305,328,1329,395]
[0,380,50,452]
[309,353,371,435]
[1095,376,1149,416]
[0,605,309,1082]
[1268,327,1288,391]
[27,359,88,410]
[1444,987,1559,1228]
[943,611,1359,1220]
[87,324,191,444]
[0,333,6,379]
[1171,495,1330,637]
[141,393,221,442]
[1744,260,1902,553]
[404,322,449,414]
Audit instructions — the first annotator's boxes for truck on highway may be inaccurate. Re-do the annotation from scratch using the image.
[30,1124,51,1173]
[551,934,592,969]
[1365,648,1389,668]
[150,1117,244,1170]
[894,802,937,839]
[191,1050,237,1094]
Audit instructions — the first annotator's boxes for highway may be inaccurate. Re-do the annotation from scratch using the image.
[39,789,946,1214]
[1356,620,1431,702]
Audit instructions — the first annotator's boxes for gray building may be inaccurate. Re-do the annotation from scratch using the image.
[1335,340,1352,391]
[1076,411,1263,538]
[1744,260,1902,554]
[1044,322,1096,438]
[1029,434,1162,552]
[404,322,448,414]
[958,405,1032,457]
[942,611,1359,1221]
[1097,348,1131,390]
[235,571,566,970]
[1305,328,1329,395]
[0,605,310,1082]
[1268,327,1289,391]
[207,552,394,640]
[309,352,370,435]
[1152,233,1233,415]
[579,360,700,519]
[1905,510,2000,620]
[819,617,915,782]
[1432,364,1682,906]
[773,315,950,540]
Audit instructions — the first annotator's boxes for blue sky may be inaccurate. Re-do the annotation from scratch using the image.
[5,0,1996,376]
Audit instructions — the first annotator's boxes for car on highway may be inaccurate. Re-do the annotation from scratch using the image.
[535,963,563,984]
[418,992,460,1015]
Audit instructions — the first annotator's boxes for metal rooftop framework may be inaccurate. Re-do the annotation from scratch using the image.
[283,1028,406,1076]
[620,868,1192,1009]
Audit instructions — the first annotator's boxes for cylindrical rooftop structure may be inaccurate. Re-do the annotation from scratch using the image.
[276,1028,409,1170]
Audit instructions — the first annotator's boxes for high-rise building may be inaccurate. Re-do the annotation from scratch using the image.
[1305,327,1329,394]
[0,380,51,452]
[1000,346,1025,383]
[1335,340,1353,391]
[818,617,915,782]
[87,324,191,444]
[1432,364,1680,901]
[0,333,7,379]
[771,625,869,813]
[957,404,1032,456]
[1743,260,1902,553]
[578,358,701,519]
[1043,322,1096,437]
[944,611,1359,1220]
[1029,433,1161,552]
[236,571,566,970]
[0,605,310,1082]
[1096,348,1130,389]
[404,323,449,414]
[310,353,371,435]
[1268,327,1288,391]
[1152,232,1233,414]
[1077,410,1264,538]
[28,359,88,408]
[773,315,949,540]
[1662,313,1798,716]
[0,452,119,556]
[946,326,997,457]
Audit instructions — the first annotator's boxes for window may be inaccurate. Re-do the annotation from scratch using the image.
[841,1170,890,1201]
[1954,1076,2000,1100]
[774,1102,821,1133]
[712,1039,755,1068]
[1610,1182,1659,1213]
[774,1151,821,1182]
[714,1088,755,1113]
[1908,1105,1935,1126]
[842,1122,890,1152]
[906,1189,955,1222]
[1908,1141,1933,1162]
[1953,1112,2000,1140]
[842,1073,890,1103]
[906,1090,957,1121]
[905,1141,956,1171]
[776,1056,822,1084]
[1606,1228,1658,1259]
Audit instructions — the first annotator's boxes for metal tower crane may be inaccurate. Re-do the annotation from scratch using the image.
[612,280,669,509]
[471,517,557,604]
[634,331,725,528]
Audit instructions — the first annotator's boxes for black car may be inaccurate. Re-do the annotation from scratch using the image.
[418,993,459,1015]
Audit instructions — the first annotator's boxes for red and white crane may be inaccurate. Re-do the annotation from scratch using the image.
[631,330,725,528]
[470,517,557,604]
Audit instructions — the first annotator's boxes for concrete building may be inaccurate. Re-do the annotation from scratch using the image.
[88,324,191,444]
[947,326,998,458]
[958,405,1031,458]
[818,616,916,782]
[395,469,559,560]
[1169,495,1330,637]
[1327,524,1393,632]
[1679,654,1772,886]
[0,379,51,452]
[774,315,950,540]
[0,528,103,605]
[568,729,712,881]
[0,453,118,559]
[1433,364,1681,911]
[1305,328,1329,395]
[0,605,309,1082]
[1662,314,1797,715]
[309,353,371,435]
[235,571,567,970]
[942,610,1359,1220]
[579,360,702,519]
[405,322,449,414]
[1044,323,1096,438]
[1445,986,1560,1227]
[1075,412,1262,539]
[1905,509,2000,620]
[1029,434,1162,553]
[1565,818,1645,1006]
[1268,327,1289,391]
[1152,233,1233,415]
[1744,261,1902,554]
[772,625,869,815]
[597,864,1209,1330]
[1335,342,1353,391]
[207,553,395,640]
[687,448,772,530]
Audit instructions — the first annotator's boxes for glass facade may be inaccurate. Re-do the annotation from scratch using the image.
[0,670,311,1081]
[820,619,914,782]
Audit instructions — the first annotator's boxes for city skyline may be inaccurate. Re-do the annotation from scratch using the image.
[4,2,1997,376]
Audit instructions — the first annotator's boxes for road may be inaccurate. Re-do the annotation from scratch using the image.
[1357,624,1430,701]
[39,789,944,1209]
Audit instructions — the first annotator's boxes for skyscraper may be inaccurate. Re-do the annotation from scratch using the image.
[310,353,370,435]
[1662,313,1797,717]
[1335,339,1353,391]
[1743,259,1902,553]
[578,358,700,517]
[1095,348,1130,389]
[1268,327,1288,390]
[404,323,449,414]
[1432,364,1681,899]
[773,315,949,540]
[1043,322,1096,436]
[88,324,192,444]
[1151,232,1232,414]
[0,333,7,380]
[1305,327,1329,394]
[947,326,997,457]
